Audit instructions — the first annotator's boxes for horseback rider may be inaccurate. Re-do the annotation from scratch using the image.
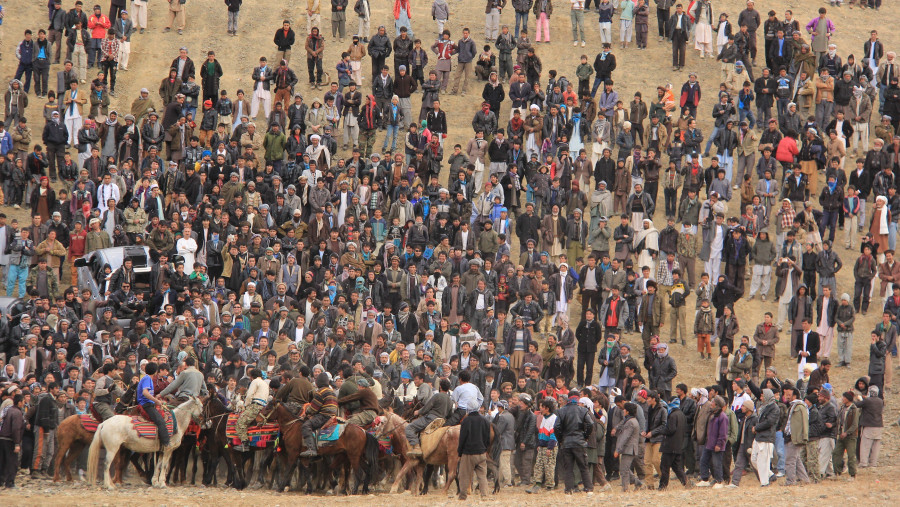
[159,357,209,401]
[92,363,125,421]
[137,362,170,448]
[336,377,381,426]
[445,369,483,426]
[299,372,339,458]
[406,378,453,457]
[235,368,269,447]
[273,367,315,414]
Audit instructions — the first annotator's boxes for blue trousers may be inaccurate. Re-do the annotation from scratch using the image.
[6,264,27,298]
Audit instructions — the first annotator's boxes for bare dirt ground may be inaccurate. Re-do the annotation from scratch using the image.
[3,0,900,503]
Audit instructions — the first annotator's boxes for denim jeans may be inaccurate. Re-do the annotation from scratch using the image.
[382,124,399,152]
[515,11,529,37]
[7,263,27,298]
[775,431,786,473]
[704,126,722,155]
[698,447,723,483]
[739,109,756,129]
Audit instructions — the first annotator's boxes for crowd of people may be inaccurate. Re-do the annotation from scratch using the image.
[0,0,894,497]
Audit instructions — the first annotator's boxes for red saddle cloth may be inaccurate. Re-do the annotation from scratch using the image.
[131,407,175,439]
[225,412,280,447]
[79,414,100,433]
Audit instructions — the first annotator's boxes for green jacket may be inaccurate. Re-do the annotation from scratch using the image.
[26,267,60,299]
[725,408,738,445]
[264,131,287,161]
[124,207,148,234]
[787,400,809,445]
[85,230,112,254]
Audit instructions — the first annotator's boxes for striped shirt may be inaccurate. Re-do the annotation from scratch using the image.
[308,386,338,416]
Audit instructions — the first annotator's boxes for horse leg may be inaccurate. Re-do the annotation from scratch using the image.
[443,455,459,497]
[103,441,121,490]
[190,446,199,485]
[156,449,174,488]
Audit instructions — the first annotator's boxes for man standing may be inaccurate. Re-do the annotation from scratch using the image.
[250,57,273,120]
[666,4,691,71]
[783,387,810,485]
[574,308,601,386]
[750,388,779,486]
[554,394,593,494]
[832,391,858,480]
[451,28,477,96]
[164,0,186,35]
[457,406,491,500]
[0,394,25,489]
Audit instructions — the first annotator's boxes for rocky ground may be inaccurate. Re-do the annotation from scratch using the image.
[3,0,900,503]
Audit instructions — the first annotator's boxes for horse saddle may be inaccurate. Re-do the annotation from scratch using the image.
[225,412,280,447]
[317,416,347,444]
[131,406,176,439]
[419,418,448,460]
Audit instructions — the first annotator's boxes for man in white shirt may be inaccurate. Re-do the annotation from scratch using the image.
[96,173,121,213]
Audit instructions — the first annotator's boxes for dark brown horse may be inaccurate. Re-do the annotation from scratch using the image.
[261,400,380,495]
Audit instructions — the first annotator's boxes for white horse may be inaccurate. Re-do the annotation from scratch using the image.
[87,397,202,489]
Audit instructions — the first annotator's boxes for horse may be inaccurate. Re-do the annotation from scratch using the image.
[261,400,380,495]
[198,395,237,487]
[52,412,151,484]
[257,400,312,492]
[86,397,203,489]
[390,416,499,496]
[200,395,278,490]
[371,410,413,491]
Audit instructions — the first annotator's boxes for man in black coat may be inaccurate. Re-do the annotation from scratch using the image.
[797,318,820,376]
[554,396,594,494]
[574,308,602,387]
[42,111,68,181]
[657,394,687,490]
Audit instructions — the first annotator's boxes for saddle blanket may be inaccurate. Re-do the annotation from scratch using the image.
[318,418,346,443]
[225,413,280,447]
[79,414,100,433]
[131,408,175,439]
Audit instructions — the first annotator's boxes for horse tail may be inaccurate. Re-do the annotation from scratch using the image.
[86,424,104,484]
[363,432,380,486]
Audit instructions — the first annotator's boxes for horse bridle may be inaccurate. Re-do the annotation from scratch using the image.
[376,415,404,438]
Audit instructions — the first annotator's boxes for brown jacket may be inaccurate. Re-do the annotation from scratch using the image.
[815,75,834,103]
[753,323,779,358]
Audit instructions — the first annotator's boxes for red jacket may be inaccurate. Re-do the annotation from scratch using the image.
[88,14,111,40]
[775,136,799,163]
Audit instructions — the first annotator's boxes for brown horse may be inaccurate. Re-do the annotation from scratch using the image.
[52,414,149,484]
[261,400,380,495]
[371,410,412,490]
[257,400,314,492]
[389,417,498,496]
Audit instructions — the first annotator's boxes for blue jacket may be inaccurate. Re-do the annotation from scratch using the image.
[0,130,12,156]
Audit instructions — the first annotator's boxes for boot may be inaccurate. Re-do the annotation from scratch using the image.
[300,436,319,457]
[406,444,423,458]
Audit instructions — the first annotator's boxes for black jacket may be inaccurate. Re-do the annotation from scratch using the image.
[274,27,296,51]
[553,402,593,449]
[753,401,780,443]
[514,405,537,448]
[575,318,602,354]
[659,406,686,453]
[458,411,491,455]
[42,120,68,146]
[646,403,668,443]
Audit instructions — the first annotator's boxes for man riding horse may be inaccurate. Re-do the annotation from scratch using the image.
[406,378,453,457]
[235,368,269,447]
[337,378,381,426]
[158,357,209,401]
[93,363,125,420]
[300,372,339,457]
